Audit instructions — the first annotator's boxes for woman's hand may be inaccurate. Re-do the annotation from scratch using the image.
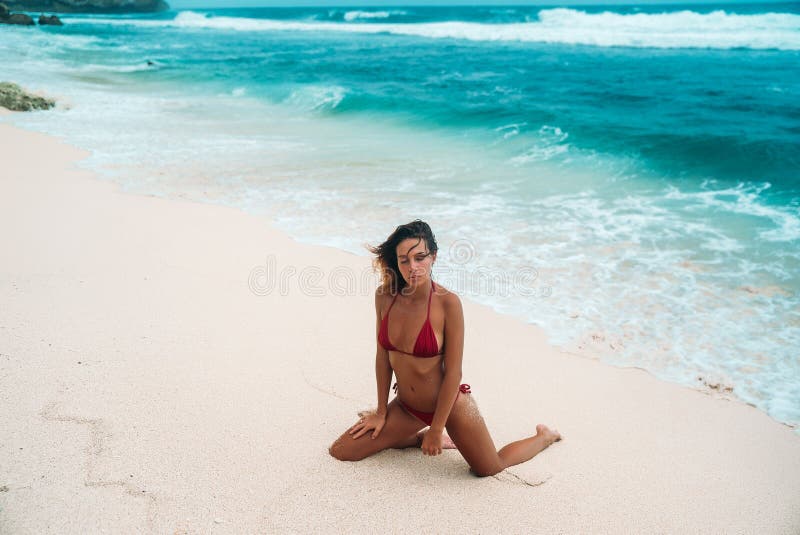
[348,411,386,440]
[421,428,444,456]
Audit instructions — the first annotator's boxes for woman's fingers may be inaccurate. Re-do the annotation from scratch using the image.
[351,419,373,439]
[371,421,384,439]
[348,414,386,440]
[348,419,366,435]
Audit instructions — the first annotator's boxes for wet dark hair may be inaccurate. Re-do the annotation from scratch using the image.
[369,220,438,295]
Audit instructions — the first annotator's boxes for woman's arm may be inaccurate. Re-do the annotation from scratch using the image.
[427,292,464,436]
[350,289,394,440]
[374,289,393,416]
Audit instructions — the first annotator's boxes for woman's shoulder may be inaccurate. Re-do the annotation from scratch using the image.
[433,282,462,309]
[374,285,393,308]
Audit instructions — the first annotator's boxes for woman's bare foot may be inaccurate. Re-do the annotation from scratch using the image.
[417,430,457,449]
[536,424,562,447]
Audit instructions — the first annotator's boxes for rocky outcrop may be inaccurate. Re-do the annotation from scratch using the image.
[3,0,168,13]
[38,13,62,24]
[2,12,34,24]
[0,82,55,111]
[1,3,65,25]
[8,13,33,23]
[0,3,35,24]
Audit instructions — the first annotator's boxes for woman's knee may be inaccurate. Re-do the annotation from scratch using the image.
[467,455,505,477]
[328,437,366,462]
[470,463,504,477]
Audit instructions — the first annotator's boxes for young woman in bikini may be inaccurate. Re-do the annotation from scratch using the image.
[328,220,561,476]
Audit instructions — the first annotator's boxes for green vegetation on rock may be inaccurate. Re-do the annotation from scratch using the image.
[0,82,55,111]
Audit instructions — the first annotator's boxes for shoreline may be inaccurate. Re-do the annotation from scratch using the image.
[5,110,793,434]
[3,108,786,431]
[4,37,798,430]
[1,120,799,532]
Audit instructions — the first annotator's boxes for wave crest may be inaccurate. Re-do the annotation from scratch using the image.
[74,9,800,50]
[343,10,406,22]
[285,85,346,112]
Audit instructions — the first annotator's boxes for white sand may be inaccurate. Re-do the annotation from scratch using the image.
[1,121,799,533]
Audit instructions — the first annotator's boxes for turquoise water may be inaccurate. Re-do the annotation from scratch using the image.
[1,4,798,428]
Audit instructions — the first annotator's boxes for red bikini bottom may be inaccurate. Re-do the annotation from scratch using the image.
[393,383,472,426]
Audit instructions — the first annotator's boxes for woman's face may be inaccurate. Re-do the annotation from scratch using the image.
[396,237,436,288]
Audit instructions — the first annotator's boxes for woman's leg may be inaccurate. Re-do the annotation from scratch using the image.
[445,394,561,477]
[329,398,427,462]
[392,430,457,450]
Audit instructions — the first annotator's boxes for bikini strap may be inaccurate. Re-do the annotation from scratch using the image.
[385,288,400,314]
[426,280,435,317]
[387,280,432,321]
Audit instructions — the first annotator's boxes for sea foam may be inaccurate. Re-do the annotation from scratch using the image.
[343,10,405,22]
[69,9,800,50]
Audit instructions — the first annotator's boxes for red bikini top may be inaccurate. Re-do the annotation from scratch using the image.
[378,280,443,358]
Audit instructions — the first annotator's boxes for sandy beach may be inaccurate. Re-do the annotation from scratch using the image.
[1,120,799,533]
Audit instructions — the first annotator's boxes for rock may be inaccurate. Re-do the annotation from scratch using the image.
[38,13,61,25]
[0,3,64,25]
[3,1,169,14]
[0,2,36,25]
[0,12,34,24]
[0,82,55,111]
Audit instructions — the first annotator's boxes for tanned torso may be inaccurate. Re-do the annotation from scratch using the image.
[378,287,448,412]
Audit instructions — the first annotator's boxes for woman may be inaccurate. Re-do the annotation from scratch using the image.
[329,220,560,476]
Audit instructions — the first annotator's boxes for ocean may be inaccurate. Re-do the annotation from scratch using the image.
[1,3,798,429]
